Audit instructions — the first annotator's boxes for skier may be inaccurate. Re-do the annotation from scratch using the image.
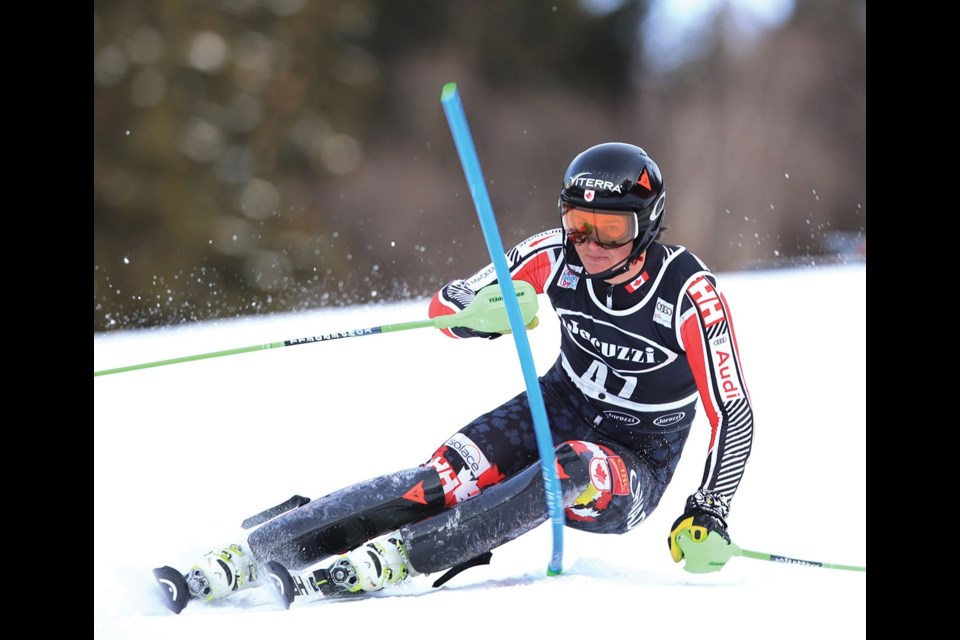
[156,142,754,611]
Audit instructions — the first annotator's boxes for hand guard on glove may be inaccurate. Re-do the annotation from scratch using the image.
[438,280,539,340]
[668,491,734,573]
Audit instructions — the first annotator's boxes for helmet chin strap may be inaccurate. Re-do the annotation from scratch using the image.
[582,254,634,281]
[571,239,645,281]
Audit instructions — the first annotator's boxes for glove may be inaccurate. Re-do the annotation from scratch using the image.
[437,282,503,340]
[668,491,733,573]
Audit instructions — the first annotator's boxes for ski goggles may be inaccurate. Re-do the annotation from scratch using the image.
[561,204,638,250]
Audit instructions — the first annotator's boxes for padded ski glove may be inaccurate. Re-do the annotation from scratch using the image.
[668,491,732,572]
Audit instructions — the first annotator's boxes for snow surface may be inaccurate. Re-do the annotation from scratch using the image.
[94,263,866,639]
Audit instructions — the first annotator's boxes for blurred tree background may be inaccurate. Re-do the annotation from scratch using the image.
[94,0,865,332]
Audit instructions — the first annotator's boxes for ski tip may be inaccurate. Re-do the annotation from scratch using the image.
[153,566,191,614]
[263,561,296,610]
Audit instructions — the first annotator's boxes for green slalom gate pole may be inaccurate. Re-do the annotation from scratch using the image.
[94,281,538,377]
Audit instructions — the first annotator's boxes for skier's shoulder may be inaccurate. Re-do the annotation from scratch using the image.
[513,228,566,253]
[656,242,715,279]
[649,243,728,306]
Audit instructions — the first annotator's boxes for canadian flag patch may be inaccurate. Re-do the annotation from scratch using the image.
[584,189,595,202]
[625,271,649,293]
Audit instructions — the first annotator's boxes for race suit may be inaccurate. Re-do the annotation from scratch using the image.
[247,231,753,574]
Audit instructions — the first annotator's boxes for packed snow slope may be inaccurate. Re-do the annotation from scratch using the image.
[94,263,866,640]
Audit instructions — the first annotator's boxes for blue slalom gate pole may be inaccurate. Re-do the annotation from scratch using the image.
[440,82,564,575]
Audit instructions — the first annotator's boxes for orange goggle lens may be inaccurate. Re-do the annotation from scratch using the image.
[562,206,637,249]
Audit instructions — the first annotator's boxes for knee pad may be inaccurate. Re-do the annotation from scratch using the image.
[428,432,506,506]
[557,441,631,524]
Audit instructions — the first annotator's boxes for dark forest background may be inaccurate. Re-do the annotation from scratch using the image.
[94,0,865,332]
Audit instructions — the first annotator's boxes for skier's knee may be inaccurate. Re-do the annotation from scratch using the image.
[556,440,630,524]
[426,432,506,506]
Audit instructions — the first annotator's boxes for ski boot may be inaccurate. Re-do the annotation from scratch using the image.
[266,530,419,607]
[328,530,418,593]
[154,543,260,614]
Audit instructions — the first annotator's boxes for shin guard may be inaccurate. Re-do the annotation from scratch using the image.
[247,466,445,570]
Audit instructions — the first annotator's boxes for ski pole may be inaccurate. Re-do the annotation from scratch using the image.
[677,530,866,573]
[94,281,538,377]
[734,546,866,572]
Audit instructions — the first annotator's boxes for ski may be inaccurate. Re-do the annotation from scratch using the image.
[262,561,297,609]
[261,560,350,608]
[152,558,346,614]
[153,549,496,613]
[153,565,192,614]
[153,543,271,614]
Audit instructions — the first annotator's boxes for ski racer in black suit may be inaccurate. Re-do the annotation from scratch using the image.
[159,142,755,611]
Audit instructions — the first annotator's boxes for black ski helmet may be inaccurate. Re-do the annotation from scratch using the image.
[559,142,666,279]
